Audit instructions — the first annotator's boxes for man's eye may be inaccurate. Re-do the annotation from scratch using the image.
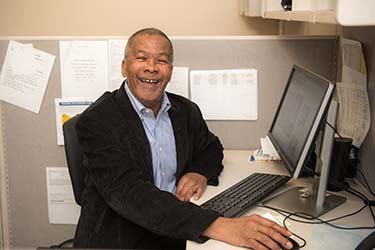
[136,57,146,61]
[158,59,169,64]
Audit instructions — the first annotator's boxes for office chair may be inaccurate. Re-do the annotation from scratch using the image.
[63,114,85,206]
[41,117,83,249]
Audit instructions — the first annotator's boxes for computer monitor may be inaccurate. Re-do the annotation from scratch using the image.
[263,65,346,217]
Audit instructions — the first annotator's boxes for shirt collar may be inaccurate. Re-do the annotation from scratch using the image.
[124,80,171,117]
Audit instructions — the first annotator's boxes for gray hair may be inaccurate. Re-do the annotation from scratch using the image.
[124,27,174,62]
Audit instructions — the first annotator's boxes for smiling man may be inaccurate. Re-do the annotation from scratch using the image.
[74,28,293,250]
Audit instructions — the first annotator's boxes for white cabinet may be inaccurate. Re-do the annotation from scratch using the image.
[336,0,375,26]
[240,0,375,26]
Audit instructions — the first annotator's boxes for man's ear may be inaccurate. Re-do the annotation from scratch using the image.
[121,59,127,78]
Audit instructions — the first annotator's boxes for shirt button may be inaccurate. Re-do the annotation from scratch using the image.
[159,147,163,151]
[162,172,165,176]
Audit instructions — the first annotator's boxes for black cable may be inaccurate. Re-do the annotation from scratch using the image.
[282,215,307,248]
[347,187,370,203]
[302,167,320,177]
[49,238,74,249]
[285,210,375,230]
[345,177,357,186]
[257,179,375,233]
[260,203,374,230]
[357,167,375,197]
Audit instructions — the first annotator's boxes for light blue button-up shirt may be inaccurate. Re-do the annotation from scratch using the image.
[124,82,177,193]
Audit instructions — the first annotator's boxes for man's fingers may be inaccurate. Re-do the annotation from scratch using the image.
[176,177,187,195]
[176,173,208,202]
[253,214,291,237]
[251,215,293,249]
[193,187,204,200]
[251,226,286,250]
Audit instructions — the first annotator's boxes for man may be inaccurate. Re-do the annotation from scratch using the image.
[74,27,294,250]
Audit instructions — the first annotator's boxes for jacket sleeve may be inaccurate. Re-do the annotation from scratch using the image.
[185,102,224,186]
[76,107,220,242]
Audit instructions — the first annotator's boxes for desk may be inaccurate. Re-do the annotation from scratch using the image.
[187,150,374,250]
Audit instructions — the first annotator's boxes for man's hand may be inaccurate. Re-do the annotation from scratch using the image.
[203,215,294,250]
[176,173,207,202]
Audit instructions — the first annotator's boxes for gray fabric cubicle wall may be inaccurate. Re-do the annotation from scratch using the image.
[0,37,335,247]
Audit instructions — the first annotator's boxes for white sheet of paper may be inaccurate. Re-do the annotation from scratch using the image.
[9,42,34,74]
[260,136,280,159]
[59,40,109,99]
[108,39,127,91]
[337,38,370,147]
[165,67,189,98]
[46,167,80,224]
[262,212,290,227]
[341,38,367,86]
[0,40,55,113]
[190,69,257,120]
[54,98,94,145]
[336,82,371,147]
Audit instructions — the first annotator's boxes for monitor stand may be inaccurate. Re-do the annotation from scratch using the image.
[262,185,346,218]
[263,101,346,218]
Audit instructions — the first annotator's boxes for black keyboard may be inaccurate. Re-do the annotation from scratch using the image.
[201,173,290,217]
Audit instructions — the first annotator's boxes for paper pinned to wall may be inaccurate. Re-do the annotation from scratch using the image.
[46,167,80,224]
[190,69,257,120]
[337,39,371,147]
[59,40,109,99]
[8,42,34,74]
[341,38,367,85]
[108,39,127,91]
[54,98,94,145]
[336,82,370,147]
[165,67,189,98]
[0,40,55,113]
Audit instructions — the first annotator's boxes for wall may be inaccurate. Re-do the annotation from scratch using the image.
[0,0,279,36]
[340,26,375,191]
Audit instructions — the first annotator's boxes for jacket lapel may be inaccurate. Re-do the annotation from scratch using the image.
[114,81,154,182]
[168,96,187,181]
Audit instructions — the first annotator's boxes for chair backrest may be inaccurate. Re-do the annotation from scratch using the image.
[63,115,85,206]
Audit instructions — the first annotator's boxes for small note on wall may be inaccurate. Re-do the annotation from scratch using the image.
[59,40,109,99]
[0,40,55,113]
[46,167,80,224]
[54,98,93,145]
[190,69,257,120]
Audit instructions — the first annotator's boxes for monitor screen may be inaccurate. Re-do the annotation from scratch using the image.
[268,65,334,178]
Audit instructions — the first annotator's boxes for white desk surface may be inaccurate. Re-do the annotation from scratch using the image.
[187,150,374,250]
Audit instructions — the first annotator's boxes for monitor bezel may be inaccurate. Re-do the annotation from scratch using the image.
[267,64,334,179]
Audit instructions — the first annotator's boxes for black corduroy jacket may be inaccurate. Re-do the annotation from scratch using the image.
[74,82,224,249]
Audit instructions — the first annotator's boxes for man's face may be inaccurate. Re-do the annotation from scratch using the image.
[122,34,173,113]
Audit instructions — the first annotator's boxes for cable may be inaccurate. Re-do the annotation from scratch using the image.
[256,204,308,248]
[357,167,375,197]
[282,217,307,248]
[257,180,375,242]
[349,188,371,204]
[260,203,374,230]
[49,238,74,249]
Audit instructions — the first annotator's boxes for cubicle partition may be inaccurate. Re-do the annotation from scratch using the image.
[0,36,336,247]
